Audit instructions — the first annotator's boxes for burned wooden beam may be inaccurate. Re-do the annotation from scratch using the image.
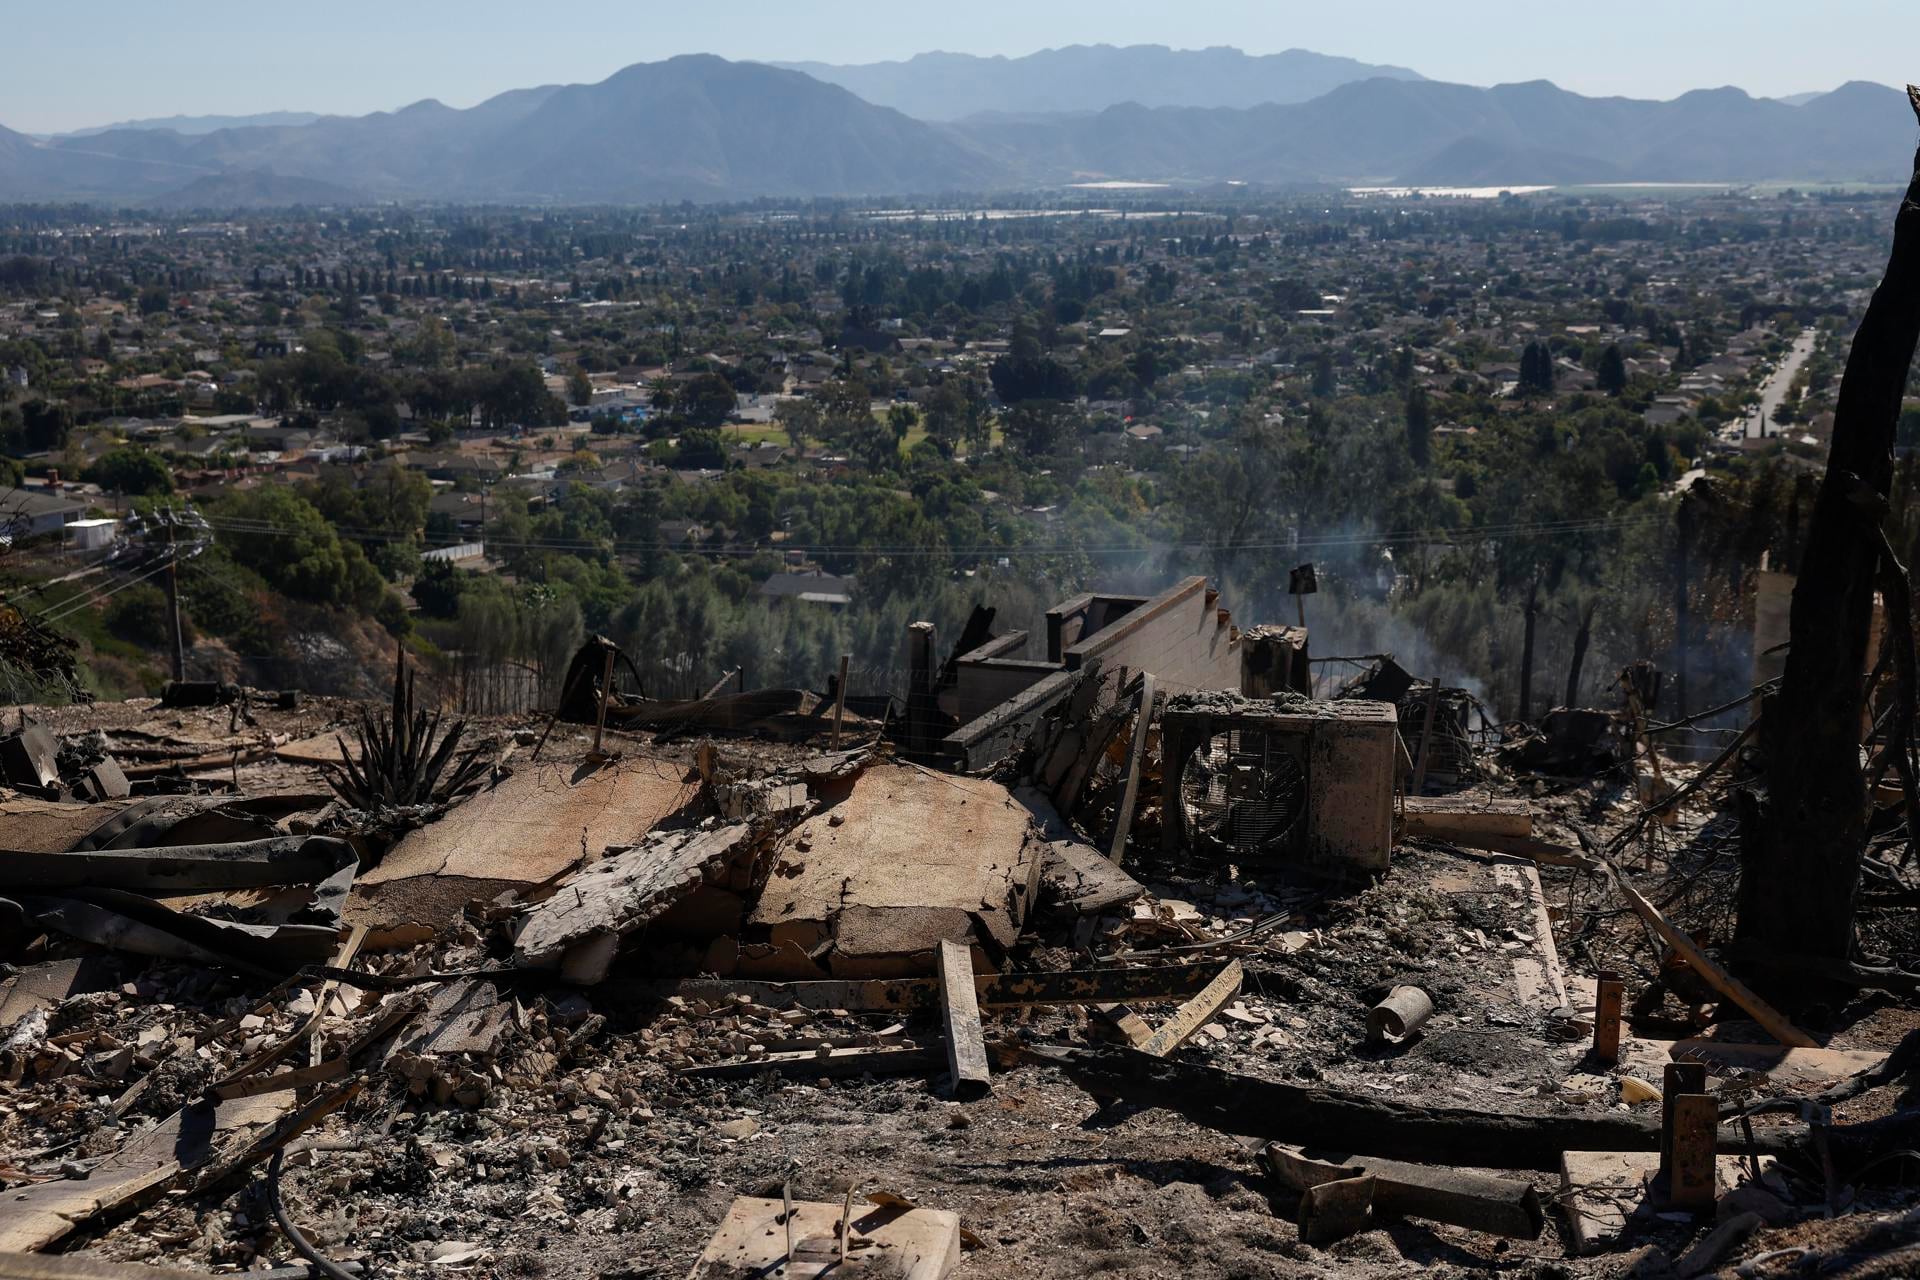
[1107,673,1156,863]
[936,939,990,1098]
[1263,1144,1545,1239]
[1027,1046,1797,1171]
[1139,960,1243,1057]
[0,836,348,893]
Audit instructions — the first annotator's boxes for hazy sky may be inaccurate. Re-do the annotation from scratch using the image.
[5,0,1914,134]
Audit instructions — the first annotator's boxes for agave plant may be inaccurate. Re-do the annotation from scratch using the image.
[323,650,490,811]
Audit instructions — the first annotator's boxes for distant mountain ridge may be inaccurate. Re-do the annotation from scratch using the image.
[4,57,995,203]
[953,78,1917,187]
[773,43,1426,120]
[0,56,1910,206]
[56,111,326,139]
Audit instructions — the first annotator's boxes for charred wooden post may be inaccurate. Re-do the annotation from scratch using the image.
[1740,88,1920,974]
[1593,972,1623,1064]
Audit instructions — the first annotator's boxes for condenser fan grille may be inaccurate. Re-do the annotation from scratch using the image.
[1178,728,1308,857]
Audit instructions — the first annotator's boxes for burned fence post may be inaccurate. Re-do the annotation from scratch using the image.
[1593,972,1623,1064]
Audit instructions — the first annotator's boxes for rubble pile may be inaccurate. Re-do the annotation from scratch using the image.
[4,643,1920,1278]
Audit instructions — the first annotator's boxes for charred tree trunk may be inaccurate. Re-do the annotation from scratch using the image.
[1565,599,1597,709]
[1673,494,1691,720]
[1740,88,1920,972]
[1518,577,1539,720]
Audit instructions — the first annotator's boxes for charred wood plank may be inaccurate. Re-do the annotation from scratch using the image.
[936,939,991,1098]
[0,837,343,893]
[1263,1144,1544,1239]
[1027,1046,1798,1171]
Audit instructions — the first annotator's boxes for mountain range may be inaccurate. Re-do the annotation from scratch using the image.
[773,44,1423,120]
[0,51,1912,207]
[52,111,326,140]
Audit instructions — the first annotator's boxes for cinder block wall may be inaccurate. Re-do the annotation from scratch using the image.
[943,659,1062,727]
[1065,576,1239,695]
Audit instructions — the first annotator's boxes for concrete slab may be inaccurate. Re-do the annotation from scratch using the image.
[747,764,1044,976]
[350,757,693,941]
[1560,1151,1761,1254]
[1671,1038,1886,1088]
[361,758,692,887]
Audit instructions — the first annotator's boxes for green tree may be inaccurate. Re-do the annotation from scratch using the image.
[398,316,456,370]
[817,380,874,450]
[775,397,821,453]
[1597,344,1628,396]
[567,366,594,408]
[11,400,72,452]
[413,561,466,619]
[82,447,173,497]
[923,382,964,457]
[679,372,738,429]
[105,583,189,649]
[1310,350,1337,398]
[475,363,561,431]
[215,486,374,607]
[1405,384,1432,468]
[1003,400,1075,457]
[673,428,728,470]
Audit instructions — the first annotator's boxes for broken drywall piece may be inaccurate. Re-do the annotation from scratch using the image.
[1038,838,1147,917]
[689,1195,961,1279]
[1016,786,1146,916]
[711,777,809,821]
[0,956,118,1034]
[513,823,766,977]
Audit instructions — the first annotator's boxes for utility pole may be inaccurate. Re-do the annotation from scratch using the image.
[163,513,185,682]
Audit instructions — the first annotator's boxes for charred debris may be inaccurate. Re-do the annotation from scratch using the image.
[4,544,1920,1280]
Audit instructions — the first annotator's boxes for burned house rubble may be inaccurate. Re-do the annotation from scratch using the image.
[6,575,1920,1280]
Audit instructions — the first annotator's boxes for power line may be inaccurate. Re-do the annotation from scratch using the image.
[198,509,1667,562]
[36,553,176,624]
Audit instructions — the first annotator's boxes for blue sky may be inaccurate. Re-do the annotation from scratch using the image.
[4,0,1914,133]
